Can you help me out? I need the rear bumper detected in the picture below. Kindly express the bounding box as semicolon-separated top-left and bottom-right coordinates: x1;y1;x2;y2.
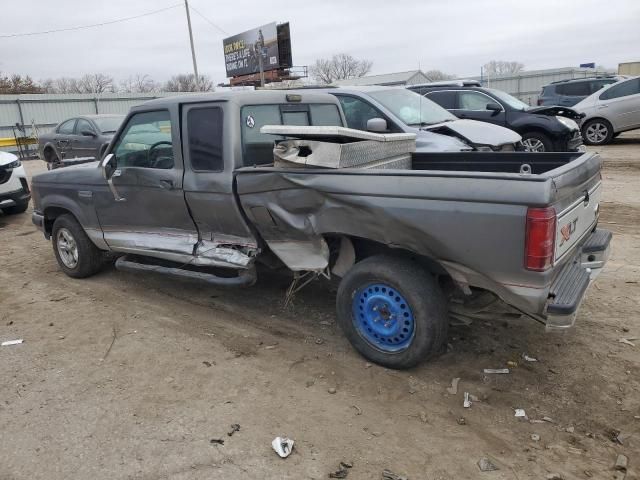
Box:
544;228;611;331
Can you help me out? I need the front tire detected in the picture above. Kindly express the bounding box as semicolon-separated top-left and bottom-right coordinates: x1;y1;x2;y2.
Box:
51;214;105;278
1;201;29;215
521;132;553;152
336;255;448;369
582;119;613;145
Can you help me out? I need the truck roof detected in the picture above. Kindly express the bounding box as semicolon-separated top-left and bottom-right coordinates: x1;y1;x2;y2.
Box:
137;90;342;110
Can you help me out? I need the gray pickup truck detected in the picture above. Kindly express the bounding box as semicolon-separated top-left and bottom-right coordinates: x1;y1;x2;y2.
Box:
31;90;611;369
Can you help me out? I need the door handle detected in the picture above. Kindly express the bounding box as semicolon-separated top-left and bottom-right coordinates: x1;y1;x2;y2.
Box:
159;179;174;190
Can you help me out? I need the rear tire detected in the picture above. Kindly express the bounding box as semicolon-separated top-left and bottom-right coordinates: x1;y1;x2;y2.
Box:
336;255;448;369
1;201;29;215
51;214;105;278
582;119;613;145
521;132;553;152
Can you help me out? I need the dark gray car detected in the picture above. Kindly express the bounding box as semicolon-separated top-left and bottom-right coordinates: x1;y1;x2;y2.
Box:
537;76;623;107
38;114;124;169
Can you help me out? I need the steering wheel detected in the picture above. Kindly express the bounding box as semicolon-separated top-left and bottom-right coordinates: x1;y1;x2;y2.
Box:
147;141;172;168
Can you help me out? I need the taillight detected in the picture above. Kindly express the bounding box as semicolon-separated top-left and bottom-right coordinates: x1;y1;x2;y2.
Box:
525;207;556;271
537;98;543;106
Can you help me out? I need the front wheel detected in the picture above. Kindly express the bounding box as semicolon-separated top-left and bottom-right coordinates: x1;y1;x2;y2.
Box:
582;119;613;145
52;214;105;278
521;132;552;152
336;255;448;369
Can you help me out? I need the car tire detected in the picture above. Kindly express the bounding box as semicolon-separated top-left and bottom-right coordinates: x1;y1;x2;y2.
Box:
521;132;553;152
1;201;29;215
582;119;613;146
51;214;105;278
336;254;448;369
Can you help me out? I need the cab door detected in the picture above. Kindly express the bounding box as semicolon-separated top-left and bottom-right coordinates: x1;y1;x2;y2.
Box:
95;108;199;259
454;90;507;126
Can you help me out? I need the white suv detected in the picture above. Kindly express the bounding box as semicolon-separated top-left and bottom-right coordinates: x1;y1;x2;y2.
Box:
0;152;31;215
574;76;640;145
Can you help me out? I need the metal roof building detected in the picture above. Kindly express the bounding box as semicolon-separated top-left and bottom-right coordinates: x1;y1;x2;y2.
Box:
333;70;430;87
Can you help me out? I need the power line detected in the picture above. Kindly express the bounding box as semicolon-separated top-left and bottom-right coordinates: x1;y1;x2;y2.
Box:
0;4;181;38
189;4;228;35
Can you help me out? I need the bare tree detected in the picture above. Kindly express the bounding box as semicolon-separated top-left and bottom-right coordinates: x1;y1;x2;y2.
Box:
310;53;373;84
0;73;42;94
483;60;524;77
164;73;213;92
120;74;158;93
78;73;115;94
40;77;81;94
423;69;456;82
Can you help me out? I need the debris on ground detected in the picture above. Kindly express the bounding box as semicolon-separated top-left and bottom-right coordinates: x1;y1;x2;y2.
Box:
546;474;563;480
272;436;294;458
365;363;372;368
1;339;24;346
565;426;575;433
618;338;636;347
542;416;555;423
381;468;408;480
609;429;624;445
514;409;527;419
522;354;538;362
446;377;460;395
202;361;213;367
209;438;224;445
463;392;472;408
315;338;324;345
419;411;427;423
328;387;337;394
329;461;353;478
506;360;518;368
531;434;540;442
352;405;362;416
477;458;499;471
227;423;240;437
456;417;466;425
484;368;509;374
615;453;628;472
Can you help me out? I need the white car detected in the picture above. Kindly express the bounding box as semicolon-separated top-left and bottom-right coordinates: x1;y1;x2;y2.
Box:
574;76;640;145
0;151;31;215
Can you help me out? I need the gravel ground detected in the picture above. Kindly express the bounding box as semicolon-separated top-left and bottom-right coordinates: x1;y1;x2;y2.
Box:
1;134;638;480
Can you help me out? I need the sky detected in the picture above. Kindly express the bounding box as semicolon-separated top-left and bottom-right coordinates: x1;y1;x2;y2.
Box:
1;0;639;86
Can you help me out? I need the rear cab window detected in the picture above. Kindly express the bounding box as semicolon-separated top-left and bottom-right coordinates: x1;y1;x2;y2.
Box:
240;103;342;166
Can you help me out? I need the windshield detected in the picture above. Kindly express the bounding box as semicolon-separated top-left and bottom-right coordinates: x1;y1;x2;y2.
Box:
368;88;457;126
94;116;124;133
485;88;530;111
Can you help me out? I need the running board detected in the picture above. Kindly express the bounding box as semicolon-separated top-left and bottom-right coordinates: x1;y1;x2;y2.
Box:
115;255;257;287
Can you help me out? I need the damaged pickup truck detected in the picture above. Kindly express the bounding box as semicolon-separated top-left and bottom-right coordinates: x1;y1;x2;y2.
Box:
31;90;611;369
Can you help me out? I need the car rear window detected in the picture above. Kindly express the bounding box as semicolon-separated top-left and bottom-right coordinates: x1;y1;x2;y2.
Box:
556;82;591;96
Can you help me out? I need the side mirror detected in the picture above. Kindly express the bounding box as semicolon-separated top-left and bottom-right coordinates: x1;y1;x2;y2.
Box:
101;153;116;180
486;102;502;115
366;117;388;132
81;130;96;137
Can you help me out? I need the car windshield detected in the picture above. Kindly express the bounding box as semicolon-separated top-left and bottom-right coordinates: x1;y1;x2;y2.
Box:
485;88;530;111
94;116;124;133
367;88;457;126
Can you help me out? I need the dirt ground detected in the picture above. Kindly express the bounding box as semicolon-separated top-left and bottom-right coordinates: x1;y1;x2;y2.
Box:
1;134;638;480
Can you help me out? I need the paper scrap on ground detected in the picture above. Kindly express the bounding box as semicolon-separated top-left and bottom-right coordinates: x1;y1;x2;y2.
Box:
514;408;527;418
484;368;509;374
272;437;294;458
1;339;24;346
447;377;460;395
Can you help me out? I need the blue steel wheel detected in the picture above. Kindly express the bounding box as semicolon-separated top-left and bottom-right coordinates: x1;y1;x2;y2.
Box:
337;255;448;369
352;283;415;352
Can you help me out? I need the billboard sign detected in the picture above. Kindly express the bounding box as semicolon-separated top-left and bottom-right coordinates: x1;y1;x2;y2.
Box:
223;23;280;77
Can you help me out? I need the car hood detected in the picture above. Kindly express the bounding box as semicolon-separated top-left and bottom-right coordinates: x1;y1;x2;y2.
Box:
423;119;521;147
527;105;585;120
414;129;474;152
0;151;19;166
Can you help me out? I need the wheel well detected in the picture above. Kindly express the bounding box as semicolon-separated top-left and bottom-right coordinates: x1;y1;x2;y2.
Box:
517;126;551;139
43;207;73;235
326;234;451;279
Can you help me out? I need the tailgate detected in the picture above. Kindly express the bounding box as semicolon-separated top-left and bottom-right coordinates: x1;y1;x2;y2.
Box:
555;182;601;261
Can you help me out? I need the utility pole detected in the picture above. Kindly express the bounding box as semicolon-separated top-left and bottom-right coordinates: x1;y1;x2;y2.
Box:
184;0;200;91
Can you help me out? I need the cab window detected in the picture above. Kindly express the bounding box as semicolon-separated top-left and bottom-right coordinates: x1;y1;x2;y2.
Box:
112;110;173;169
58;119;76;134
187;107;223;171
337;95;384;130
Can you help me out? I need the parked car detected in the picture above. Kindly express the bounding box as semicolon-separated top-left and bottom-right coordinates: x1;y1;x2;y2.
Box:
408;84;584;152
573;76;640;145
309;86;522;152
538;76;624;107
38;114;124;169
0;151;30;215
31;90;610;369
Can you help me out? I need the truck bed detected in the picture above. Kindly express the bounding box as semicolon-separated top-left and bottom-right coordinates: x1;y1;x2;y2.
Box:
235;150;602;316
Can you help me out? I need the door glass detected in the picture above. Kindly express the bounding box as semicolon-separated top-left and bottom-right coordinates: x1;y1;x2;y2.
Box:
58;119;76;134
459;91;493;110
75;118;94;135
600;79;640;100
113;111;173;169
337;96;383;130
425;91;456;109
187;107;223;171
556;82;590;96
